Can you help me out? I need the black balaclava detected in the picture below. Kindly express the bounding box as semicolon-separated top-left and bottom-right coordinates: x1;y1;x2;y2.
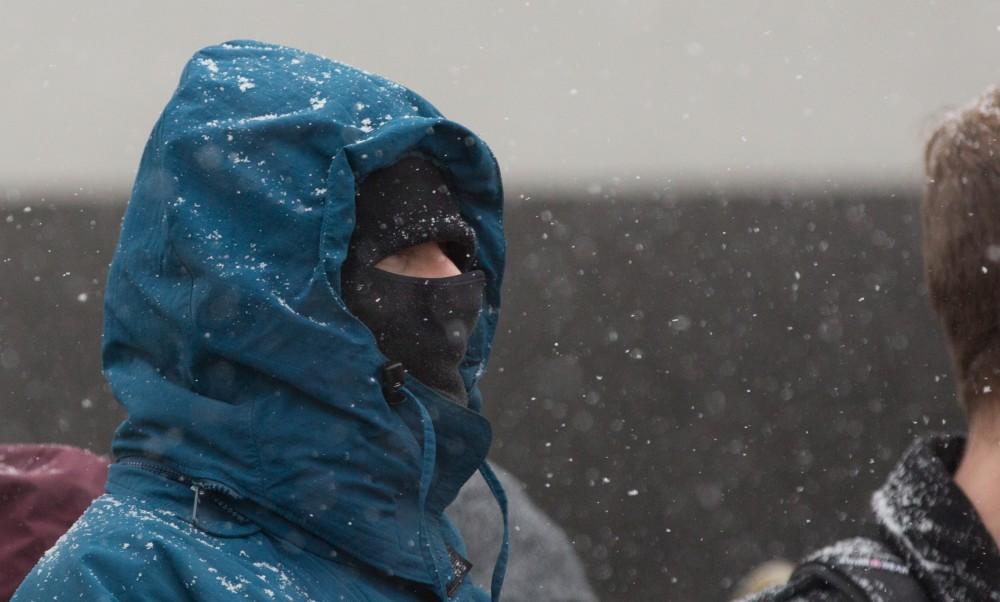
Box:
342;156;485;403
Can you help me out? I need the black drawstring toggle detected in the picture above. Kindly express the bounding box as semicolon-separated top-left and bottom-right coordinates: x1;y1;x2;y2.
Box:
381;361;406;405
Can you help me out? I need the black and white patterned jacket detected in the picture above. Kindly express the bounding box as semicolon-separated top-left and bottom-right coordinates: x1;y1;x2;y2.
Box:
743;435;1000;602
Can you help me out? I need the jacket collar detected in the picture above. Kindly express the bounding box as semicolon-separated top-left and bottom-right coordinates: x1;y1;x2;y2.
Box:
871;434;1000;601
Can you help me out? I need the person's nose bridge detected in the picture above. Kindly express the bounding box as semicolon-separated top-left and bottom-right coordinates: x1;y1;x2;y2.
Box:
400;241;462;278
424;241;458;265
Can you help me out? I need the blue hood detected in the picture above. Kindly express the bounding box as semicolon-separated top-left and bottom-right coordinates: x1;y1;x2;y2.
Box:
103;40;505;595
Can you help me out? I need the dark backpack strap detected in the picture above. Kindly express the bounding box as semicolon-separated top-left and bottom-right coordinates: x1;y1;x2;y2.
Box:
777;537;929;602
757;560;861;601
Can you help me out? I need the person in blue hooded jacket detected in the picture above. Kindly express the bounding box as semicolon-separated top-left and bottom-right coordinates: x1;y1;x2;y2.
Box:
14;40;515;601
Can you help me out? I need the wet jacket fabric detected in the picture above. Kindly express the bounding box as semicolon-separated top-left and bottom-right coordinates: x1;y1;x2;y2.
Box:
0;444;107;600
14;39;508;602
744;435;1000;601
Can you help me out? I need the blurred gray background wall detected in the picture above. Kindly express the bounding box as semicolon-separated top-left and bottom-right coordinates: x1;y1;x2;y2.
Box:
4;3;1000;601
4;1;1000;194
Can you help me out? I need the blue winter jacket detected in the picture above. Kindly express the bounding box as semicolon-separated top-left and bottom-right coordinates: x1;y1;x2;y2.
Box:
14;40;508;601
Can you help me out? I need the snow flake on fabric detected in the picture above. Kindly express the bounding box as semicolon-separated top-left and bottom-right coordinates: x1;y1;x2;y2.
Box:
871;435;1000;601
24;494;322;601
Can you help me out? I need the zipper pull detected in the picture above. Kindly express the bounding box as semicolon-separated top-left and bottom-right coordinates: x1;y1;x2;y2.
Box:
190;484;203;523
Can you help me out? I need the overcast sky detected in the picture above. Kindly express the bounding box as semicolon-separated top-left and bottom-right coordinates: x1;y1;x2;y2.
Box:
4;1;1000;196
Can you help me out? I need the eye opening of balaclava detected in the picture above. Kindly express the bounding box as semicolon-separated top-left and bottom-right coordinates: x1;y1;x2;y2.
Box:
341;155;486;404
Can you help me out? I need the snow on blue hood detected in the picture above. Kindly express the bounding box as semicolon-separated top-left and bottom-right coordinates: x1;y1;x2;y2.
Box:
102;40;505;594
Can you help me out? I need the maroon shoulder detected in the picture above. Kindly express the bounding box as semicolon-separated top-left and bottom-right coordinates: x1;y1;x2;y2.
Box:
0;443;109;599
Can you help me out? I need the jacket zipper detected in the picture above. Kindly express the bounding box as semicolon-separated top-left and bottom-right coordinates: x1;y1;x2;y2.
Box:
117;457;248;524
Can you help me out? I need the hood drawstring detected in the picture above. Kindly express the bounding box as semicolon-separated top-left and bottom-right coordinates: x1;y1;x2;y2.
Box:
411;393;508;602
477;461;510;602
411;395;442;595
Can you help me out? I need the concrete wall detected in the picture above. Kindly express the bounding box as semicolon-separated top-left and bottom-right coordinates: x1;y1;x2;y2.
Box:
0;190;962;600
